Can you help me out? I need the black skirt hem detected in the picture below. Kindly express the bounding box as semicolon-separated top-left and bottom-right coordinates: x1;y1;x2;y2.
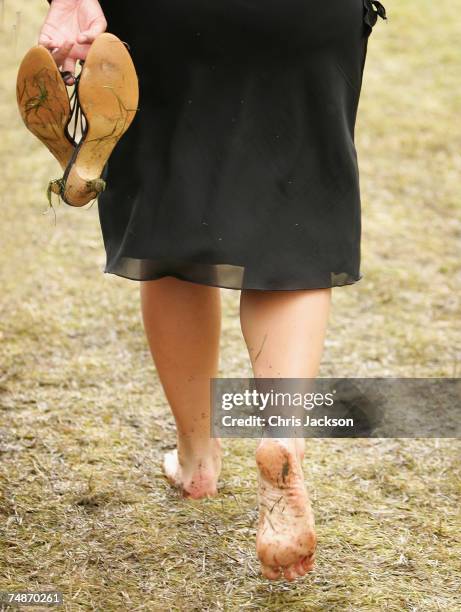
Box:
103;257;363;291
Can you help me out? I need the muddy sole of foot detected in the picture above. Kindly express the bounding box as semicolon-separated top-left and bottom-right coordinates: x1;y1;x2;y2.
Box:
16;45;74;171
63;33;139;207
256;439;317;580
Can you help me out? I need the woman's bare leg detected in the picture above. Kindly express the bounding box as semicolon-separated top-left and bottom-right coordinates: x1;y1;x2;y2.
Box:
240;288;332;580
140;277;222;498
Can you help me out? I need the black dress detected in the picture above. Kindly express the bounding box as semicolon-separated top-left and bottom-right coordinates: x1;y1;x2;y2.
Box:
97;0;386;290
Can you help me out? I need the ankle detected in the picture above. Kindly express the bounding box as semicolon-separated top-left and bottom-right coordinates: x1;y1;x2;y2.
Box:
257;437;304;463
177;436;221;461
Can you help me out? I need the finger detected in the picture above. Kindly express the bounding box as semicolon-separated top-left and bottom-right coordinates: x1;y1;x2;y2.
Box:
67;43;91;61
77;17;107;45
51;40;74;68
61;57;76;85
38;33;54;49
39;36;65;52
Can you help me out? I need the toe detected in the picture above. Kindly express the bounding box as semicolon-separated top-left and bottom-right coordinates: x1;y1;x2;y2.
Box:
295;559;308;576
261;564;281;580
283;566;298;581
302;554;315;572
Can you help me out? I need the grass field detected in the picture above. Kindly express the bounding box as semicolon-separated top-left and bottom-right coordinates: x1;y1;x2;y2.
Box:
0;1;460;610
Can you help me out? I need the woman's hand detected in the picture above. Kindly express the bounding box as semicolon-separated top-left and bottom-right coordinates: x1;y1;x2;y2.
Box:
39;0;107;85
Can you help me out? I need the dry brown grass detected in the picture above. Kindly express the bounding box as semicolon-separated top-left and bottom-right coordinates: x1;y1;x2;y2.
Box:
1;2;460;611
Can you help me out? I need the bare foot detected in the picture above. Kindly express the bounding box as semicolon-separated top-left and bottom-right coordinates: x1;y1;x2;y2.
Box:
163;439;222;499
256;438;316;581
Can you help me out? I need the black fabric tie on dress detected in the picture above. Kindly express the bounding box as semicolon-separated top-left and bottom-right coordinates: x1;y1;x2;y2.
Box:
363;0;387;31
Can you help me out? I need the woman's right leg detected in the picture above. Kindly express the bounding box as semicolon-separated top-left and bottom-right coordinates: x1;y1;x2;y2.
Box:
240;287;332;581
140;277;222;498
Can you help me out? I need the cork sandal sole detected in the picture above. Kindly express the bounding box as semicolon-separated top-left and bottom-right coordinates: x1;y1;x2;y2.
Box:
16;45;74;171
62;33;139;207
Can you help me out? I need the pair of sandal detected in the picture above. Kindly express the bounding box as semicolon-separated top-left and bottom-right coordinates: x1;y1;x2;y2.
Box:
16;33;138;207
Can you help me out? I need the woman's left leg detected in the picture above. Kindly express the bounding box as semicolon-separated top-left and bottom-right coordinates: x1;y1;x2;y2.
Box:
240;287;332;580
140;277;222;498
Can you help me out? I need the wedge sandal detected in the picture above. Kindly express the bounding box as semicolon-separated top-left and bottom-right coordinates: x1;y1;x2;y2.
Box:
61;33;139;207
16;45;75;171
16;33;139;208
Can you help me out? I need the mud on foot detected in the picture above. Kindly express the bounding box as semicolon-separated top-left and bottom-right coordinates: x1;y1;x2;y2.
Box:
163;439;222;500
256;438;316;581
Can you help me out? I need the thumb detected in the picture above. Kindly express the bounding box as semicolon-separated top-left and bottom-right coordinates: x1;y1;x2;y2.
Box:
77;17;107;45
